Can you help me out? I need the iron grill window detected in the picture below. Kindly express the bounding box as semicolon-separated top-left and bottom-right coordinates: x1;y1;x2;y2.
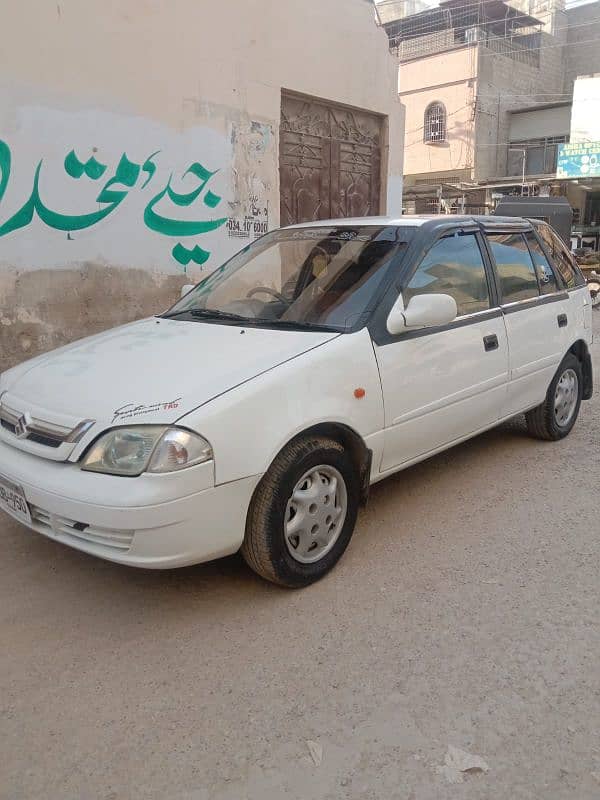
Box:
508;136;568;177
424;102;447;143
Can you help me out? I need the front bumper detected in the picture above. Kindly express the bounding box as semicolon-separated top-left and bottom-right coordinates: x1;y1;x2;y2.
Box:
0;440;260;568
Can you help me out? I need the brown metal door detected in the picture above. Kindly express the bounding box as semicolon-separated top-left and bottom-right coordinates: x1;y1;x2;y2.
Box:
280;93;382;227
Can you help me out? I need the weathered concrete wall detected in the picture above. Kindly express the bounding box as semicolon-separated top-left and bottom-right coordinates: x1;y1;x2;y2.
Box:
0;265;184;369
475;8;568;182
0;0;404;371
564;3;600;94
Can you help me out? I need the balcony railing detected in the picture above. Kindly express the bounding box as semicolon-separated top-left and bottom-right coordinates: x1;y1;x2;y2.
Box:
391;27;541;68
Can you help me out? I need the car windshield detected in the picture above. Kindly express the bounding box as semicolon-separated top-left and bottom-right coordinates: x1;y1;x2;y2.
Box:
164;225;412;332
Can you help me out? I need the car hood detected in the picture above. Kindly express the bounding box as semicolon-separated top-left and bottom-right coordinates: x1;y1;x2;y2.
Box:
1;317;338;428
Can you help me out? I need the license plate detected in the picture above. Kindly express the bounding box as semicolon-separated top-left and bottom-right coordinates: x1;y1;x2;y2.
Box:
0;475;32;524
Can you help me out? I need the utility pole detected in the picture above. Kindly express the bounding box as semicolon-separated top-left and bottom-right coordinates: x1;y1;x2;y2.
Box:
509;148;527;194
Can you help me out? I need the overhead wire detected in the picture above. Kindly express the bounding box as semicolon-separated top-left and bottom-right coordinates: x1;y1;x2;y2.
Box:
403;89;599;142
385;0;596;24
392;11;599;40
395;3;599;153
387;5;600;46
480;34;600;56
394;31;600;65
404;134;594;149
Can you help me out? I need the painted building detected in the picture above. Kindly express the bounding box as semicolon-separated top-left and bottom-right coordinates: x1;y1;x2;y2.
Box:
0;0;404;370
380;0;600;217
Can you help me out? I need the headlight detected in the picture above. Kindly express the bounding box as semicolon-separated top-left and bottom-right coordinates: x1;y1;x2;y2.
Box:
81;426;213;476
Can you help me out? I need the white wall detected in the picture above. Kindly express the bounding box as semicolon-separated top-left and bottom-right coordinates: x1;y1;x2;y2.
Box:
0;0;403;281
0;0;404;368
570;74;600;143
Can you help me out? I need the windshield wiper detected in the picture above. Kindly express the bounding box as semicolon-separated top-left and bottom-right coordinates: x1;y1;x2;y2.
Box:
190;308;250;323
162;309;339;332
162;308;249;323
251;318;340;333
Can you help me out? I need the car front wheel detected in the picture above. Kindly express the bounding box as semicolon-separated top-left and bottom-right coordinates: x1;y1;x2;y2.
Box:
241;436;359;587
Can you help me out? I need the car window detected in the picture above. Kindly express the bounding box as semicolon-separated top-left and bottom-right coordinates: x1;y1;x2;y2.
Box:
525;231;558;295
535;223;585;289
488;233;539;303
403;232;490;317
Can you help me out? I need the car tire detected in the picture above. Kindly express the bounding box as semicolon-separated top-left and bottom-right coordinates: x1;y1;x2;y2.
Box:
241;436;359;588
525;353;583;441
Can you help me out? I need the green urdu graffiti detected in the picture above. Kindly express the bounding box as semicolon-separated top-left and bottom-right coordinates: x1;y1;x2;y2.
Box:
0;139;227;270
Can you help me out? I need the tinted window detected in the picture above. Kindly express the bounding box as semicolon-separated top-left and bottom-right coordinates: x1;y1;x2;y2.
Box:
526;231;558;294
488;233;539;303
403;233;490;316
535;222;584;290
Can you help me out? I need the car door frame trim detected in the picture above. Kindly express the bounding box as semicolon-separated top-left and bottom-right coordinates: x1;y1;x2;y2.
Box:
379;307;504;345
501;291;568;315
371;290;568;347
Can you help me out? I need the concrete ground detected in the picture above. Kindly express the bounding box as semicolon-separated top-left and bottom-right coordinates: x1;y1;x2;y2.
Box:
1;338;599;800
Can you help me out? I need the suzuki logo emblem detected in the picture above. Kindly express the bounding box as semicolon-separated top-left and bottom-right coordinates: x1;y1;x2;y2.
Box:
14;412;32;439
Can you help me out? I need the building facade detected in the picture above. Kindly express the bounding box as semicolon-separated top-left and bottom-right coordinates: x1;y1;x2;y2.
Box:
382;0;600;221
566;72;600;250
0;0;404;370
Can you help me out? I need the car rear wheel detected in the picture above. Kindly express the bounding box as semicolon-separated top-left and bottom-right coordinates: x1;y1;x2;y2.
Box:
525;353;583;441
241;436;359;587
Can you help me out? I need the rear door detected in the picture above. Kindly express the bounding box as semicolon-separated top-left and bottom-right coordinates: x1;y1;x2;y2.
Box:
484;227;569;417
534;221;592;342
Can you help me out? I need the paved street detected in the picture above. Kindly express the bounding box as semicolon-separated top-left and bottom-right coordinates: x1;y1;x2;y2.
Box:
2;334;599;800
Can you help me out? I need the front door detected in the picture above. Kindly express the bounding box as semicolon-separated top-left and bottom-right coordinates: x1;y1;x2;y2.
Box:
375;230;509;473
279;93;382;226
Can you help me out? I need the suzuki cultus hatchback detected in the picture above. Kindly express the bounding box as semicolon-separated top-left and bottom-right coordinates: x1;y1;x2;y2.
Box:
0;216;593;586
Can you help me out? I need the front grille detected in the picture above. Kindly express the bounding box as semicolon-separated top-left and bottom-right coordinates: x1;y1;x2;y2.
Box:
1;418;62;448
0;400;94;450
26;432;64;448
30;505;135;552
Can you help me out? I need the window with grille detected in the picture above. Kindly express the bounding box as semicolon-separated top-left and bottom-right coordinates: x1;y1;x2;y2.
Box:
424;102;447;143
507;136;568;177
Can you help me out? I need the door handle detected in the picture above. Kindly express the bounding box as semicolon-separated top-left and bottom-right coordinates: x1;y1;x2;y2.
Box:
483;334;499;352
557;313;568;328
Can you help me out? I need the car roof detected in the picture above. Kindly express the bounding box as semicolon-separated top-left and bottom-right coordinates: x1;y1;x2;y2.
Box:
284;214;533;229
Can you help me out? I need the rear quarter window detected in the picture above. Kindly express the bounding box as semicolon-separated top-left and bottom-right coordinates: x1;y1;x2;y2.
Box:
525;231;559;295
534;222;586;290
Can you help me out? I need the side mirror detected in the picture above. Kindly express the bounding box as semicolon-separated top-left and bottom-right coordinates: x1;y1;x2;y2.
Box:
180;284;195;298
387;292;458;335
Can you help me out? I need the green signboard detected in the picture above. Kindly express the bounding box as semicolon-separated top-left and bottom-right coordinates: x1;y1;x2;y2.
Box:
556;142;600;179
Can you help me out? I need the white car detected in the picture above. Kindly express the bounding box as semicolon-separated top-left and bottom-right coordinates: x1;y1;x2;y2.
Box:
0;216;593;586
